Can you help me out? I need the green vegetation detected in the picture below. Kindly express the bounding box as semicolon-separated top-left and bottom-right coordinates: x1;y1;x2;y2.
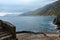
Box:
20;0;60;16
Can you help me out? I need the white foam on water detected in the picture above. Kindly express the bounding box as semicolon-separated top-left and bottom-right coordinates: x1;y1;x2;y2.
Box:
50;21;57;29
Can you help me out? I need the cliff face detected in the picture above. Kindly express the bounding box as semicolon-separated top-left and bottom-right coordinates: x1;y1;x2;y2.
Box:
20;0;60;16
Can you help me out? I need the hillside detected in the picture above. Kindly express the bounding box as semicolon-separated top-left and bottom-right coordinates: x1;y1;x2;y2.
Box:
20;0;60;16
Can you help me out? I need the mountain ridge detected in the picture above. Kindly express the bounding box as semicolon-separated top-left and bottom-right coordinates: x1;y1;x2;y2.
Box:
20;0;60;16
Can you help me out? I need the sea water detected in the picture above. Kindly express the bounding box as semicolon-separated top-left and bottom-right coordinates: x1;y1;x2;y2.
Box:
0;16;57;33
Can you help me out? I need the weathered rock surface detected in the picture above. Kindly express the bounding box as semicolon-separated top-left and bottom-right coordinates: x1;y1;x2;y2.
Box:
0;20;16;40
17;33;60;40
53;14;60;30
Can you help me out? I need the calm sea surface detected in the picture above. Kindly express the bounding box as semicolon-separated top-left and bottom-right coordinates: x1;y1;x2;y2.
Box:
0;16;57;33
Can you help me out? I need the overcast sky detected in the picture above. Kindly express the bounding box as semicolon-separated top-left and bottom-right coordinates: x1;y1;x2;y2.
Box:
0;0;58;7
0;0;58;11
0;0;57;5
0;0;58;16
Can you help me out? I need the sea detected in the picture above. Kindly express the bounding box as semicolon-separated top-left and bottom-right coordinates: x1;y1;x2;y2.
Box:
0;16;57;33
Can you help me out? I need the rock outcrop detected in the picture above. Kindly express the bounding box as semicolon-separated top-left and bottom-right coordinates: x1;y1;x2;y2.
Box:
0;20;16;40
53;14;60;30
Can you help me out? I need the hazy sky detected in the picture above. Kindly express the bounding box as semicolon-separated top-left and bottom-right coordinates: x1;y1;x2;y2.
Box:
0;0;57;5
0;0;58;16
0;0;58;11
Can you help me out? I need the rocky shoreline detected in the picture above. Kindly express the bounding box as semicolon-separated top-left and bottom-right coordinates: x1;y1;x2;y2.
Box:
16;31;60;40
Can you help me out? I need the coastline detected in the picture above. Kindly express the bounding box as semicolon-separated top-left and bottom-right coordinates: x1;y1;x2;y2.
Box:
16;31;60;40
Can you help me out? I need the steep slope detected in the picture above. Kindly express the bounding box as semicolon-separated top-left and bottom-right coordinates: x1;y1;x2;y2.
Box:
20;8;43;16
40;0;60;16
20;0;60;16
